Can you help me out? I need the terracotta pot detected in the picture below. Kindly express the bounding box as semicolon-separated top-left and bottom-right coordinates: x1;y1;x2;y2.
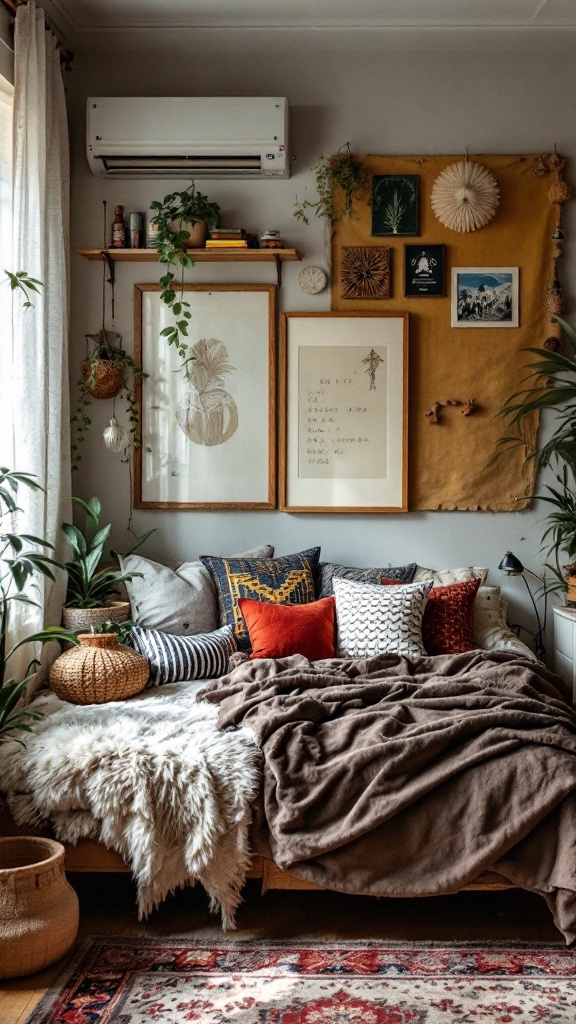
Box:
565;575;576;606
81;358;125;399
170;217;207;249
50;631;149;705
62;600;131;633
0;836;79;979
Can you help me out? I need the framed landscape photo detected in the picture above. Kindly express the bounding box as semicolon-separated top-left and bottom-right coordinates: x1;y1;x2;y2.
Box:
371;174;418;236
451;267;519;327
404;244;445;297
134;283;277;509
280;312;409;513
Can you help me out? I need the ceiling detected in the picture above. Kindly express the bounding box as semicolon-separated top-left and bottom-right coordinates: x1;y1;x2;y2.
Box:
42;0;576;51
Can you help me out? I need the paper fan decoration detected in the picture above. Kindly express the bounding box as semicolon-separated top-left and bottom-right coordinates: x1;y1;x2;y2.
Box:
431;160;499;232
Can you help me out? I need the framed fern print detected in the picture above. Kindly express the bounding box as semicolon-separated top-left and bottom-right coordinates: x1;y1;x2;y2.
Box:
134;284;277;509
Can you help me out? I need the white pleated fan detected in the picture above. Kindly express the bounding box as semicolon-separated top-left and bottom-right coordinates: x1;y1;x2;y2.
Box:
431;160;499;232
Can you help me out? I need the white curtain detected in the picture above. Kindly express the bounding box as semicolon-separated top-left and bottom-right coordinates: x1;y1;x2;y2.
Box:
4;0;71;681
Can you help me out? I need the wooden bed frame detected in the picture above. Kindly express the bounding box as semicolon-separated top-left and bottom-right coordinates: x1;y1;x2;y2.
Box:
0;806;514;894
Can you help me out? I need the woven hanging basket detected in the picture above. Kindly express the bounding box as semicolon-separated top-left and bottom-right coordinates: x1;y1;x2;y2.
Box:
61;600;131;633
50;631;149;705
81;358;125;399
0;836;79;979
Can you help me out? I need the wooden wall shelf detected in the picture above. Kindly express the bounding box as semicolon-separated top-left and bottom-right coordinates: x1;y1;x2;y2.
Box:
78;247;301;286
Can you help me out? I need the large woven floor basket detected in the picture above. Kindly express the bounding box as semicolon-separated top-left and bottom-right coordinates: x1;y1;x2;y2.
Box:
50;631;149;704
0;836;79;978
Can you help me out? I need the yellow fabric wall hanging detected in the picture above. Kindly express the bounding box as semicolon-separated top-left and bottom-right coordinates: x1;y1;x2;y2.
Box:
330;154;559;511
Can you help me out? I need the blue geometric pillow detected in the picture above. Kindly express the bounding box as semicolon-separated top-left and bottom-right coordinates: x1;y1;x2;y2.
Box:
200;547;321;651
131;624;236;687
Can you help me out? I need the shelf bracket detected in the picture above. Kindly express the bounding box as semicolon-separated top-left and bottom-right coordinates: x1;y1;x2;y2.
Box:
102;250;115;288
274;253;282;288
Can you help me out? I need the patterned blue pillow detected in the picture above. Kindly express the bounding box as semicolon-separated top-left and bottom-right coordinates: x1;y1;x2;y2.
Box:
200;547;321;651
131;625;236;687
317;561;417;599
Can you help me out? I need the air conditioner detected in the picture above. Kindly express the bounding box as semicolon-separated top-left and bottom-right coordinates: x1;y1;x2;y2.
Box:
86;97;289;179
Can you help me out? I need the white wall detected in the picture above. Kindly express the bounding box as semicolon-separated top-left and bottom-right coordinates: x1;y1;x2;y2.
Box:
66;38;575;647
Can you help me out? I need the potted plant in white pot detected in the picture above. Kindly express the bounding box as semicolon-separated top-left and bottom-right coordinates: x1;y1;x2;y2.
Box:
149;183;222;358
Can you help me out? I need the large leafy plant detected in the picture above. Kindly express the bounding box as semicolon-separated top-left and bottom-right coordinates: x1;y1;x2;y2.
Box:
62;496;142;609
499;315;576;592
0;469;78;742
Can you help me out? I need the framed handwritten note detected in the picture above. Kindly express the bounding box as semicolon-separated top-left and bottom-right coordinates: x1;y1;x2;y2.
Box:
280;313;408;512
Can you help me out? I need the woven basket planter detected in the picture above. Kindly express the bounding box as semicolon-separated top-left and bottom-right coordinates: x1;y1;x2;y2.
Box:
0;836;79;979
49;632;149;705
62;600;130;633
81;358;125;399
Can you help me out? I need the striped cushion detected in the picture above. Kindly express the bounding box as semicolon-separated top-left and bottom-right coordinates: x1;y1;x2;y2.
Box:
131;625;236;687
334;576;433;659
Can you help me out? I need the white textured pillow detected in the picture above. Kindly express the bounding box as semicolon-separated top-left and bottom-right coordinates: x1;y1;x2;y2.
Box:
414;564;489;587
334;577;433;659
120;544;273;636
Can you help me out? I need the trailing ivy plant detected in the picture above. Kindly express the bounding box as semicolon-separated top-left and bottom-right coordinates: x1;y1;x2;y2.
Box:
149;184;222;358
71;333;148;470
294;143;369;225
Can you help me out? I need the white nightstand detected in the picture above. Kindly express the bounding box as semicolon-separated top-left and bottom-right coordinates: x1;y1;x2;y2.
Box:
553;606;576;702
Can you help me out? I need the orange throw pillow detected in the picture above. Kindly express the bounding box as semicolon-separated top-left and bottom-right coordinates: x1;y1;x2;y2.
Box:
422;578;481;655
239;596;336;661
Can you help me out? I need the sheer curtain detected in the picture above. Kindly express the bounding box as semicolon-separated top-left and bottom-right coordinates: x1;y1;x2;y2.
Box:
4;0;71;680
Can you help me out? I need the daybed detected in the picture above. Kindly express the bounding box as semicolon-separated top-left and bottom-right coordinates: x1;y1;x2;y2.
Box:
3;549;576;943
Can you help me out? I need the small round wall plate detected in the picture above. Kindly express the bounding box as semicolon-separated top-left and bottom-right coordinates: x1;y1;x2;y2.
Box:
298;265;328;294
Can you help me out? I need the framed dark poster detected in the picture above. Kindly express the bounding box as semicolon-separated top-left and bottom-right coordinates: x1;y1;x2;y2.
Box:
371;175;418;236
404;244;445;297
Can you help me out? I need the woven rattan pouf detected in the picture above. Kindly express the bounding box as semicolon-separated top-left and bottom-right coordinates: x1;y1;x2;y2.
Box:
0;836;79;978
49;632;149;704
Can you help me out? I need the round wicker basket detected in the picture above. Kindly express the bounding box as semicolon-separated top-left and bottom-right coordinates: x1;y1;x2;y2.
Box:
0;836;79;979
50;632;149;705
81;358;125;399
62;600;130;633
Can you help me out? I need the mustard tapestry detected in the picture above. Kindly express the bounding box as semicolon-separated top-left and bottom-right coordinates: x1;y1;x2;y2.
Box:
330;154;560;511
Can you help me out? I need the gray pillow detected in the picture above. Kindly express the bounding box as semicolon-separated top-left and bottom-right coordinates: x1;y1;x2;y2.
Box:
119;544;273;636
317;561;416;599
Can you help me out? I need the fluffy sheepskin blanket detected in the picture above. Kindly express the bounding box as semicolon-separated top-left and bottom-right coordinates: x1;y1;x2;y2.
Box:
0;682;261;927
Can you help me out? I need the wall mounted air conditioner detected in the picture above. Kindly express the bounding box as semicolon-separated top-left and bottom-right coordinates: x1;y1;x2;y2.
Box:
86;96;289;179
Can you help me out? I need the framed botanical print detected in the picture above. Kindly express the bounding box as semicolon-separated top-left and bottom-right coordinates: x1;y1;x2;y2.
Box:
280;312;409;513
134;284;277;509
371;174;419;236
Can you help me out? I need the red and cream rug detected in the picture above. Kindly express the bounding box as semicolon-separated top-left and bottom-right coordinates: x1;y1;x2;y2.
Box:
30;939;576;1023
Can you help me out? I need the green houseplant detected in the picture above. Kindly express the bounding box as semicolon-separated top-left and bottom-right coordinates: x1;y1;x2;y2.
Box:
0;469;79;743
60;496;141;631
149;183;222;358
499;315;576;597
294;143;369;225
71;329;148;470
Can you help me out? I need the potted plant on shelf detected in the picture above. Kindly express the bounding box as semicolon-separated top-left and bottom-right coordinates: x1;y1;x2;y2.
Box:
293;143;369;225
71;328;147;470
499;315;576;599
149;183;222;358
60;495;140;632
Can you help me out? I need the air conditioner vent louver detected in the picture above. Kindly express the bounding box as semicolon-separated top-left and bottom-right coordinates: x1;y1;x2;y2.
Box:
87;97;289;179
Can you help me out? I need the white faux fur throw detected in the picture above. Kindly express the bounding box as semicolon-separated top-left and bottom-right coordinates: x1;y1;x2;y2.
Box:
0;682;261;927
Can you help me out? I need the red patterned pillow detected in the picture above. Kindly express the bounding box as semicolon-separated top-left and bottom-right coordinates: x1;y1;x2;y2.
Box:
239;596;336;661
422;578;481;655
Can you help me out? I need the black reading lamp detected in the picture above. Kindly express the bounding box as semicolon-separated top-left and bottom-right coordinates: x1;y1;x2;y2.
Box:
498;551;547;660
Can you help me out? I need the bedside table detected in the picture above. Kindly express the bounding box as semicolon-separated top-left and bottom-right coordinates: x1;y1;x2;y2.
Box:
553;606;576;702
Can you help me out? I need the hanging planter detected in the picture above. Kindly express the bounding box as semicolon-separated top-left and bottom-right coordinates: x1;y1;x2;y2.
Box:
81;332;126;399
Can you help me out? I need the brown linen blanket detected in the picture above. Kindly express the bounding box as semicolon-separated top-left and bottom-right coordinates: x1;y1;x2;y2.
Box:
200;650;576;943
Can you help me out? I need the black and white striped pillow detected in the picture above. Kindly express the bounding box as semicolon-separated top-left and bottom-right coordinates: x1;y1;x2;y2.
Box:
131;624;236;686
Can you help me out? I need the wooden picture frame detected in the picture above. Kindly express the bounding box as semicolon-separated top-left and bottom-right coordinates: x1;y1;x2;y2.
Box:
451;267;519;327
134;283;277;509
280;312;409;513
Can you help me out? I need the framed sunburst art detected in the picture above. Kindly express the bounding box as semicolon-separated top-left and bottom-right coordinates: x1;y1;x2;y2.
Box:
133;284;277;509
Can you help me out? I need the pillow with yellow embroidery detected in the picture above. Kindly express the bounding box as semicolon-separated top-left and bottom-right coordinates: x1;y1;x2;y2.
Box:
199;548;320;651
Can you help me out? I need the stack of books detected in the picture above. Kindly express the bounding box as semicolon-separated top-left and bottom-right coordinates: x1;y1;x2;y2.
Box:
206;228;248;249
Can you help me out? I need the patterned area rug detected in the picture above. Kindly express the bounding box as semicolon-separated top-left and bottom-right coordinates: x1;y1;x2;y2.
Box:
30;938;576;1023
